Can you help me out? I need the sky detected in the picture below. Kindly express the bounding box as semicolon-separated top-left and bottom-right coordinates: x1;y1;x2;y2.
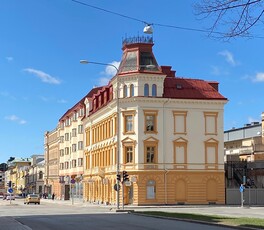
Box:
1;0;264;163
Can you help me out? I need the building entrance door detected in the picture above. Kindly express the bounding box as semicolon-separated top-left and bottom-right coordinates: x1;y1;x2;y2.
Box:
64;185;70;200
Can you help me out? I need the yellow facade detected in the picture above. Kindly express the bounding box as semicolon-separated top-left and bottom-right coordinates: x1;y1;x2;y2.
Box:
7;160;30;195
83;169;225;205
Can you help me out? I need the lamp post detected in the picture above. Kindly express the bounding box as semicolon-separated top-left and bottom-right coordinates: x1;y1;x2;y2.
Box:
80;60;120;209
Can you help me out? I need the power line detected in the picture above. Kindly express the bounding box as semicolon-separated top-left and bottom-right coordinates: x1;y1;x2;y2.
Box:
71;0;264;39
72;0;147;24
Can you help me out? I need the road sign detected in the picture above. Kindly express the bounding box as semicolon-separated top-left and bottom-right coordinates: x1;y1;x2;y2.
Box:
114;183;120;191
8;188;13;194
239;185;244;193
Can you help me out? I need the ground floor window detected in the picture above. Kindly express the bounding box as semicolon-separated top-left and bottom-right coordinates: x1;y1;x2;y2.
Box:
146;180;156;199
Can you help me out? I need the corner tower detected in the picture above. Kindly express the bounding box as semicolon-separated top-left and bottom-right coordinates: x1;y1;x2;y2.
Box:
111;36;166;98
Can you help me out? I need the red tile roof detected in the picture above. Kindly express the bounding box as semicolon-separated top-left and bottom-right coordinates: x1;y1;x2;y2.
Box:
163;77;227;100
59;86;103;122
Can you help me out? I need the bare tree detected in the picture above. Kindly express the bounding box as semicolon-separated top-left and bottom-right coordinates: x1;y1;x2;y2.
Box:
194;0;264;39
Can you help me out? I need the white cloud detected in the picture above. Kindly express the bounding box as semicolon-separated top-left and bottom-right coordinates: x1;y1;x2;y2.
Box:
5;115;27;125
6;57;14;62
23;68;61;84
99;77;110;86
104;61;120;76
98;61;120;86
252;72;264;82
218;50;237;66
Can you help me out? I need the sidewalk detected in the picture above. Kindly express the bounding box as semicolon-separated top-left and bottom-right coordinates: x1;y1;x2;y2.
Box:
41;198;264;219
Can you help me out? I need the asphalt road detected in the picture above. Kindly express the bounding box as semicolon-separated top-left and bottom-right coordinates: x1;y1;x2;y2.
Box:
0;197;240;230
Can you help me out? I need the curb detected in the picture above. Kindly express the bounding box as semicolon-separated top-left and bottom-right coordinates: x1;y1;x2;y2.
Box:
131;212;261;230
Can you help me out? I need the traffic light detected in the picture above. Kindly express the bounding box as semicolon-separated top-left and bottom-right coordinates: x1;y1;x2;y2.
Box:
8;181;12;188
117;173;121;182
123;171;129;182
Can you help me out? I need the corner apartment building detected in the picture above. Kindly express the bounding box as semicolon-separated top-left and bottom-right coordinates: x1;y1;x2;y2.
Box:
81;37;228;205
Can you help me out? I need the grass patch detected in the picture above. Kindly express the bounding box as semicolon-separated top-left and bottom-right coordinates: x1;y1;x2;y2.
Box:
136;211;264;229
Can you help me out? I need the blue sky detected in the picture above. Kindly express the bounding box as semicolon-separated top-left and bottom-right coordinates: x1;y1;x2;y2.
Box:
1;0;264;163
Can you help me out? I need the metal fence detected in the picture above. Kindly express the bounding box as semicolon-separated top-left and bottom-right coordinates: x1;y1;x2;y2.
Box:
226;188;264;205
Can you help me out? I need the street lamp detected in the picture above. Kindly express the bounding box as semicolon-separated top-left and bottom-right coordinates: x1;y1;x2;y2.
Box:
143;24;154;34
80;60;119;73
80;60;121;210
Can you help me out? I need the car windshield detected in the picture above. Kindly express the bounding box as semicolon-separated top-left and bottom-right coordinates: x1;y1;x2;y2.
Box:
29;194;38;198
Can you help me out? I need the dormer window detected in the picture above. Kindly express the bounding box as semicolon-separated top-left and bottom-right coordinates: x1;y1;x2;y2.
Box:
176;84;183;89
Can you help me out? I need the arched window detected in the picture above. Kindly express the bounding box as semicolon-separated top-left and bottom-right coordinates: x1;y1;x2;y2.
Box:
147;180;156;199
123;85;127;98
152;84;157;96
144;84;149;96
130;84;134;97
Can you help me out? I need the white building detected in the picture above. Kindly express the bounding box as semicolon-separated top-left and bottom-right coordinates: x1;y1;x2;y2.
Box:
82;37;228;205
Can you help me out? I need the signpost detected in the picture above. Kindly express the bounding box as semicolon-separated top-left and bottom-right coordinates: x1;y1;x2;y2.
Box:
71;179;75;205
7;187;14;205
240;184;244;207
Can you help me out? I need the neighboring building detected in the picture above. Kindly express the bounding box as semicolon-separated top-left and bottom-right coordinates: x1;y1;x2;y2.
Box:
0;171;5;195
0;163;7;172
25;155;45;195
6;157;31;195
81;37;228;205
56;95;94;200
44;128;60;198
224;113;264;188
0;163;7;194
224;121;262;162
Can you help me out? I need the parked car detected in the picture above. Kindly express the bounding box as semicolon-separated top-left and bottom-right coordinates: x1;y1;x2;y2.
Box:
24;194;40;205
6;194;15;200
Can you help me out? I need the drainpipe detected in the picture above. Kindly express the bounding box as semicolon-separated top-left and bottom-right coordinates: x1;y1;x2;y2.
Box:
163;99;169;204
164;169;169;204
